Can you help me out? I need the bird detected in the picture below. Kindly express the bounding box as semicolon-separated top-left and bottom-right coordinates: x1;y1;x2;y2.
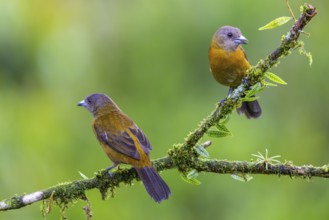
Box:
208;25;262;118
78;93;171;203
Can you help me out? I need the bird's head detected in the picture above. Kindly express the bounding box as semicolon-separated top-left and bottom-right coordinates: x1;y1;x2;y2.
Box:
213;26;248;51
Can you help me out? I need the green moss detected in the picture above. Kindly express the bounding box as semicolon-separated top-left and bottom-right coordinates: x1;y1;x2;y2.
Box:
321;165;329;173
52;182;87;206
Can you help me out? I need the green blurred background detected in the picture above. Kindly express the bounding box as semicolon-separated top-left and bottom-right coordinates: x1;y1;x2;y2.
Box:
0;0;328;219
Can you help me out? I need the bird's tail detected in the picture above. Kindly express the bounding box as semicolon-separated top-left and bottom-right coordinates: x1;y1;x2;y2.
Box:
135;166;171;203
237;99;262;119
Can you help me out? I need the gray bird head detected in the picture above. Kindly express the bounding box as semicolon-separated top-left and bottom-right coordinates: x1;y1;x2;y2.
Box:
214;26;248;51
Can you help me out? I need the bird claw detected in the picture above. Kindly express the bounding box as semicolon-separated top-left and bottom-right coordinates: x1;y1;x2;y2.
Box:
220;87;234;105
220;98;226;106
106;164;118;177
242;77;250;87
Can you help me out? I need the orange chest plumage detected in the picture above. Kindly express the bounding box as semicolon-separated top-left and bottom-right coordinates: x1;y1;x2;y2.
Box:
209;46;250;87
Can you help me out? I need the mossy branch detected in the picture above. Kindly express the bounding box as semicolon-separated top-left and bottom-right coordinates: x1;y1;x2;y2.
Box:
0;3;319;213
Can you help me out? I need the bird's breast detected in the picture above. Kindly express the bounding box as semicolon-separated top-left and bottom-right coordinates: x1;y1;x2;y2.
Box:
209;47;250;87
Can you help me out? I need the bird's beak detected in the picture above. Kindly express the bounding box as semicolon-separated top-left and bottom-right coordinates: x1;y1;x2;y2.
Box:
234;35;248;45
77;100;86;107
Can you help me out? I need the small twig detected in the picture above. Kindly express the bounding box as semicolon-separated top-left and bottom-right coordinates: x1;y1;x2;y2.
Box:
286;0;297;21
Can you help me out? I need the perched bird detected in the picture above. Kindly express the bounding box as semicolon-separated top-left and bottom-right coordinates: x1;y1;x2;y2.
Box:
208;25;262;118
78;93;171;203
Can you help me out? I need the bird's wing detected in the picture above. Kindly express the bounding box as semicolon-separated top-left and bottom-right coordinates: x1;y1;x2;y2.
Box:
128;127;152;155
94;125;152;160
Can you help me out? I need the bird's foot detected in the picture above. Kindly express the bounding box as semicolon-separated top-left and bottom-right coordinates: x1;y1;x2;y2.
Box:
220;98;227;106
242;77;250;87
106;164;118;177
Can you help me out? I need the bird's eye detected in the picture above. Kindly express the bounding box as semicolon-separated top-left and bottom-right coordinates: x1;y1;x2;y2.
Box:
227;32;233;38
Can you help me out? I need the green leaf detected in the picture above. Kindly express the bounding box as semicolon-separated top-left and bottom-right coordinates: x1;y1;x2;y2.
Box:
231;173;253;182
215;123;230;133
186;169;199;179
194;145;210;158
240;96;259;102
180;173;201;185
264;81;278;87
258;16;292;30
78;171;89;180
265;72;287;85
219;115;230;125
245;82;262;98
206;130;232;138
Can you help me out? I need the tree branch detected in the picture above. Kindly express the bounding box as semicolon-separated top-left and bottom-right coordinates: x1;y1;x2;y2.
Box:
0;3;319;212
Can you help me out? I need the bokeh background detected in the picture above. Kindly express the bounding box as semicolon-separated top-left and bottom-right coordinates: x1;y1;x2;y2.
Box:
0;0;328;219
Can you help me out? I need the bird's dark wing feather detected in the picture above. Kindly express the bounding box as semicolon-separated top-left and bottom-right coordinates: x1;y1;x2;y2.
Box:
129;127;152;155
94;125;141;160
